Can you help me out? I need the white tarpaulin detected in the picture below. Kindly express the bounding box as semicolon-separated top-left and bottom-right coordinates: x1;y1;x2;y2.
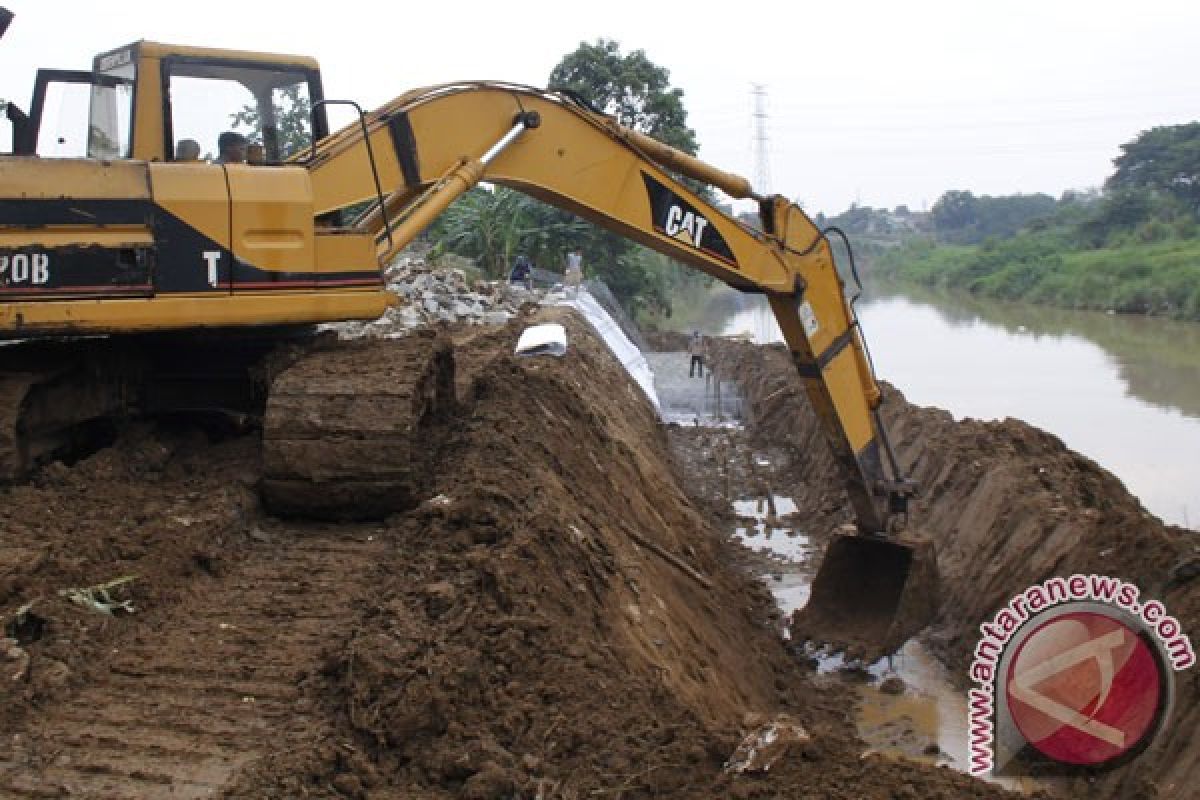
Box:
553;290;662;414
514;323;568;357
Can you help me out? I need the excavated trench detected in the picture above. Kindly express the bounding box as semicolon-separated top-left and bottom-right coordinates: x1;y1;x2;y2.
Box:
0;304;1193;798
701;335;1199;800
647;344;1046;793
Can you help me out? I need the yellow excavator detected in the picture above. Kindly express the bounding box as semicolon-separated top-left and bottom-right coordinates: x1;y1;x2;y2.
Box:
0;9;934;660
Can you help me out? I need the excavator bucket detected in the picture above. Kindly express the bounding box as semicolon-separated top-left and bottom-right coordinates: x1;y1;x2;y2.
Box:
791;531;938;663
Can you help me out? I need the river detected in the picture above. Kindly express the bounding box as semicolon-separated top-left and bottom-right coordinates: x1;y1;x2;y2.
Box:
673;285;1200;530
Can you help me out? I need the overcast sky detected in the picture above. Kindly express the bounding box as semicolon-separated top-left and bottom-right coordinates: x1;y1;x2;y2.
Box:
2;0;1197;216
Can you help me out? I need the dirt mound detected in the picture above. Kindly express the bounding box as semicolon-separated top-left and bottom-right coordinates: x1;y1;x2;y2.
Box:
641;329;691;351
709;338;1199;799
224;311;1019;799
1;311;1024;799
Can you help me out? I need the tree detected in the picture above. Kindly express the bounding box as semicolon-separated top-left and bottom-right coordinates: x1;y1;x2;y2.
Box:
429;40;705;315
549;39;697;154
428;186;589;278
972;194;1057;239
429;188;529;277
231;84;313;160
1075;188;1162;247
928;190;1056;243
931;190;979;233
1108;122;1200;212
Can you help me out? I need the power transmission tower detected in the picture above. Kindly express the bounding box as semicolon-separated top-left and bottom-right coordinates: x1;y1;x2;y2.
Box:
751;84;772;196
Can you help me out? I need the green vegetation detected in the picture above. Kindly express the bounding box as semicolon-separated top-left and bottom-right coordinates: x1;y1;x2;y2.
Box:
548;39;697;154
428;187;589;279
428;39;711;319
232;84;313;159
876;234;1200;318
873;122;1200;320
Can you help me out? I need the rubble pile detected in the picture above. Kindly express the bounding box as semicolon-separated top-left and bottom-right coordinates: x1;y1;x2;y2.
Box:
326;257;543;338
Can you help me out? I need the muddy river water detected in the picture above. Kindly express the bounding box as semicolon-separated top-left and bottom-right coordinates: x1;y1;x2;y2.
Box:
731;491;1047;790
683;286;1200;529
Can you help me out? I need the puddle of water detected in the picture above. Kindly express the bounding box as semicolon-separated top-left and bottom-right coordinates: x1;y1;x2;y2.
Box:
733;496;811;562
735;529;811;562
852;641;966;767
853;656;1052;793
733;493;1049;794
733;496;799;519
732;494;812;621
765;573;810;615
661;411;742;428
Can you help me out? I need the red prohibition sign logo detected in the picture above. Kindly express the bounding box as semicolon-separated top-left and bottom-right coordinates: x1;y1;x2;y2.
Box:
1005;610;1168;766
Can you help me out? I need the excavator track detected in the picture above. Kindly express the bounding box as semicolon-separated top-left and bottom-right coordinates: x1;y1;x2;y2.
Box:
0;372;41;480
0;333;303;484
261;332;455;519
0;341;136;481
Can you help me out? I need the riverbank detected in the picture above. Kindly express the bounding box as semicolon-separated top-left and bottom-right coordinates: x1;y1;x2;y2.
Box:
872;234;1200;321
701;335;1199;799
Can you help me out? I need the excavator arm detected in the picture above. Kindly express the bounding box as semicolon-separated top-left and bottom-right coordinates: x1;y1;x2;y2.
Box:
295;83;937;659
307;83;901;537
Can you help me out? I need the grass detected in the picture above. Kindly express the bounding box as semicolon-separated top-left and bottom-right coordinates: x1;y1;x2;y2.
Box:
873;234;1200;321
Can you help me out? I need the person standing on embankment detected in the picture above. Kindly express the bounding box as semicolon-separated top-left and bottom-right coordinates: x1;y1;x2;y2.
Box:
688;331;706;378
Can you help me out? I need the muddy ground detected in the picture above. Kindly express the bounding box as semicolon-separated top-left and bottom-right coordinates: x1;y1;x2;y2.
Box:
702;336;1199;800
0;308;1032;799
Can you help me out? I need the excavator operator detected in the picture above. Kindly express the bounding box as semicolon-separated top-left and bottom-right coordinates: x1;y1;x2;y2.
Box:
215;131;248;164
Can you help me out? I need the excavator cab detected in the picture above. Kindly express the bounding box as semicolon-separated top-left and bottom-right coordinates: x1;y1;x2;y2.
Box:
0;33;389;332
5;39;328;163
0;20;389;478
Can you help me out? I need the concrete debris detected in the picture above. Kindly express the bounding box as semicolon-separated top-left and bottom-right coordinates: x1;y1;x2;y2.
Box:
420;494;454;511
325;256;539;339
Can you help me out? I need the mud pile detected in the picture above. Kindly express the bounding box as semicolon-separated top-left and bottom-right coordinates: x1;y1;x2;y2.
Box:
1;311;1019;799
225;310;1018;798
708;338;1199;799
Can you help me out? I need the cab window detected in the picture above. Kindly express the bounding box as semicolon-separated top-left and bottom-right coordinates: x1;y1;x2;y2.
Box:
30;65;134;159
165;60;316;163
